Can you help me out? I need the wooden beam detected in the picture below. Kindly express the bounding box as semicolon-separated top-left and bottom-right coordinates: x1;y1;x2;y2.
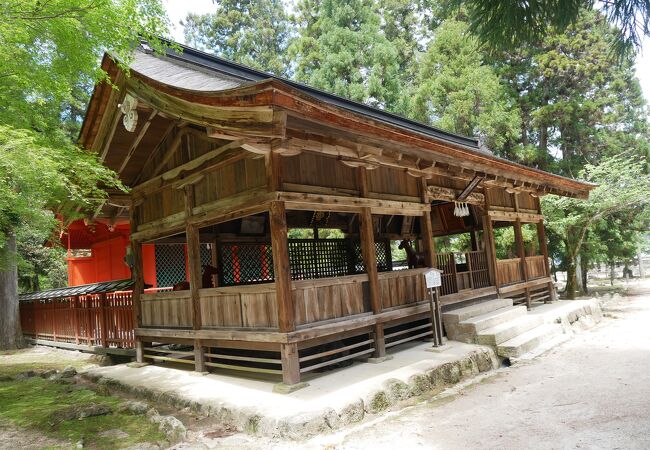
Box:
117;109;158;175
269;201;294;332
126;80;285;139
133;120;178;185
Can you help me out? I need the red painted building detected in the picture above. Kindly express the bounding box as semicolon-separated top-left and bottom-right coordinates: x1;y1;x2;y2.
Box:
63;219;209;290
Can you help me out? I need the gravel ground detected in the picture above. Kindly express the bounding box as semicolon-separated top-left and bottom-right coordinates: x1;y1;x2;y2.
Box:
300;280;650;450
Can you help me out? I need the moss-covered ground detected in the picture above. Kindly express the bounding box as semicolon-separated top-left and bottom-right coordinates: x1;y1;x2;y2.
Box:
0;347;166;449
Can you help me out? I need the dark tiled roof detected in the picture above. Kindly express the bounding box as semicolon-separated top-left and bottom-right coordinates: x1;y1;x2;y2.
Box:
20;279;134;301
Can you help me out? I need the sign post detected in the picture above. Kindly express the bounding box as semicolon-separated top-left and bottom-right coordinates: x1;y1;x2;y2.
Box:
424;269;444;347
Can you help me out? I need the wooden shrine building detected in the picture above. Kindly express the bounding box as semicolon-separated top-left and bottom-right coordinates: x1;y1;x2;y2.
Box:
22;41;595;387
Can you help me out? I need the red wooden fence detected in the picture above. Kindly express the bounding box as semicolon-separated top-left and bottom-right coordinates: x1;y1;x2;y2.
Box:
20;291;135;349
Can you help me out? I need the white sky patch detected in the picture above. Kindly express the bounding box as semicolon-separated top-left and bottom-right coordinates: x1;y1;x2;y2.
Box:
164;1;650;106
164;0;216;43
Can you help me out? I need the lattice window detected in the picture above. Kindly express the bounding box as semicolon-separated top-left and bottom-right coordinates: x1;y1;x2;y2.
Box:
288;239;351;280
217;238;394;286
200;243;212;267
155;244;186;288
352;240;392;273
218;242;274;286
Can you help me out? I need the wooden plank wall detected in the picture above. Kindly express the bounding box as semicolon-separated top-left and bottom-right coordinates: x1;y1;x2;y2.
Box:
282;152;358;193
141;291;192;328
200;285;278;328
194;158;266;207
292;274;369;326
496;258;524;286
377;269;428;309
486;187;515;209
367;166;419;198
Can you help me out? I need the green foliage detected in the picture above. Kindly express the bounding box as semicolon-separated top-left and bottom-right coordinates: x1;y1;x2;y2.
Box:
290;0;401;109
457;0;650;58
183;0;292;76
0;126;124;267
412;20;521;153
0;1;170;296
542;156;650;296
0;0;170;134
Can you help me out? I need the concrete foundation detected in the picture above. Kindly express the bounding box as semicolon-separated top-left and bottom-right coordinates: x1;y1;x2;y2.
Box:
81;300;602;440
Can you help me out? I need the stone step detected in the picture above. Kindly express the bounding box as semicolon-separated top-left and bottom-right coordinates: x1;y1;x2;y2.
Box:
476;314;545;346
442;298;513;325
458;305;527;334
497;324;562;358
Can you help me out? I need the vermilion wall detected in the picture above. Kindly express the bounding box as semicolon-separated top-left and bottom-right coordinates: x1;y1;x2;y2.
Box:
67;236;131;286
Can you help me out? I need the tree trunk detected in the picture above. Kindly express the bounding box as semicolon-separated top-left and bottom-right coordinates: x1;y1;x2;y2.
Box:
580;254;588;295
565;257;578;300
610;262;615;286
0;234;23;350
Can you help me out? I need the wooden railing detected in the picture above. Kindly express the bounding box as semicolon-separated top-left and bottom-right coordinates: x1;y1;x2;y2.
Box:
436;251;491;296
201;284;278;328
497;258;524;286
20;292;134;348
526;255;547;279
378;268;429;309
293;274;369;326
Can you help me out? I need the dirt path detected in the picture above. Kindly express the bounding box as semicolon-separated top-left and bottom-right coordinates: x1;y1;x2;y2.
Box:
296;281;650;449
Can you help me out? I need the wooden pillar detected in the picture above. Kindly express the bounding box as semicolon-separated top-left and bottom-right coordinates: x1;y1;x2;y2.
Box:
357;167;369;198
359;207;384;358
537;219;556;302
514;218;530;307
280;343;300;385
130;197;145;362
420;212;436;269
482;216;498;288
265;150;282;192
99;293;108;348
270;201;294;333
184;184;205;371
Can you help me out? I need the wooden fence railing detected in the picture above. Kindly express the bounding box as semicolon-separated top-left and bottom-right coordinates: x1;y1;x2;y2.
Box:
436;251;491;296
525;255;547;279
20;291;135;348
378;268;429;309
496;258;524;286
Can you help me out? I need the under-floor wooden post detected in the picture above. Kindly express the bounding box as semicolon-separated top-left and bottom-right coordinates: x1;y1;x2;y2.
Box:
359;207;384;357
280;343;300;385
194;339;206;372
135;339;145;363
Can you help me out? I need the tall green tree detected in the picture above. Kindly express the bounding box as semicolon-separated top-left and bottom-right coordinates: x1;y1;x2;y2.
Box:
289;0;401;109
182;0;292;77
457;0;650;57
412;20;521;155
0;0;169;349
542;156;650;299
